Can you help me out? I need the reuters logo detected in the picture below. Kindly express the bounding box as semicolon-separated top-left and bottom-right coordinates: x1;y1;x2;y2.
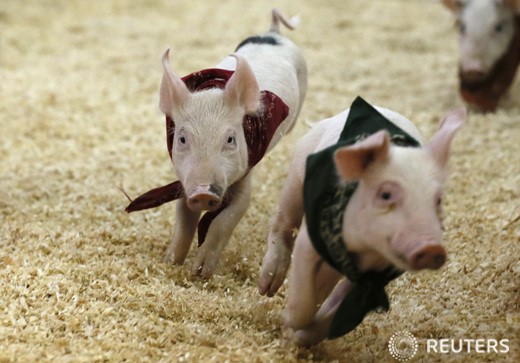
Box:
388;331;418;361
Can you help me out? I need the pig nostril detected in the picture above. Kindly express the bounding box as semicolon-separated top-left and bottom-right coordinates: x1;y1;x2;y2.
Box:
433;254;446;268
187;193;221;212
461;69;487;83
413;252;427;268
209;184;223;197
411;245;446;270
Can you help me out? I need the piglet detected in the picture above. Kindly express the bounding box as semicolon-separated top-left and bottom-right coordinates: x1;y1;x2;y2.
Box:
259;97;465;345
441;0;520;112
125;9;307;278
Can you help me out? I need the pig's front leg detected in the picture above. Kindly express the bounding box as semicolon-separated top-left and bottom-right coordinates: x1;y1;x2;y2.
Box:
294;278;352;346
258;168;304;297
283;226;342;330
163;198;201;265
191;174;252;278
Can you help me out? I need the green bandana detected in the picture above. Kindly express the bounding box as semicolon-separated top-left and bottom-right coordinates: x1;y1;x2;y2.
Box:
303;96;420;339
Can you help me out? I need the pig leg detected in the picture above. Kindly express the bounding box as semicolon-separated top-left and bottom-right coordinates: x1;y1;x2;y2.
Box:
283;226;342;330
191;174;252;278
294;278;352;346
163;198;201;265
259;153;305;296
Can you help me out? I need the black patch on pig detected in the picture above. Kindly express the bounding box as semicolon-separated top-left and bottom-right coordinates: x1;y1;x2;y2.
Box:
235;35;279;51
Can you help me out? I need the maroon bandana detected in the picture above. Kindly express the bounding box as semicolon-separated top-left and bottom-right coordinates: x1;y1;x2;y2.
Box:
460;16;520;112
125;68;289;246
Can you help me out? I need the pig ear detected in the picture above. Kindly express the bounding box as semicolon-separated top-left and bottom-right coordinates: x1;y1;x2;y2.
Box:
426;107;466;169
440;0;465;12
223;54;260;114
159;49;190;115
334;131;390;181
502;0;520;12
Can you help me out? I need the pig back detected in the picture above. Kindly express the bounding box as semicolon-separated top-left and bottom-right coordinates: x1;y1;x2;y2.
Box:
310;106;424;156
217;33;307;153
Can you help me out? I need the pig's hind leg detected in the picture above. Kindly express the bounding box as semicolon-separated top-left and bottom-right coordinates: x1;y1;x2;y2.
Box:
164;198;201;265
283;227;342;331
191;174;252;278
294;278;352;346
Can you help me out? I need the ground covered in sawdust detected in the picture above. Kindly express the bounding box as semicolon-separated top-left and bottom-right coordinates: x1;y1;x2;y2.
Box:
0;0;518;362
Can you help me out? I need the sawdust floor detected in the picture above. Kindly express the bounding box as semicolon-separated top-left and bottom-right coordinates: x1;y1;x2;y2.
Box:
0;0;518;362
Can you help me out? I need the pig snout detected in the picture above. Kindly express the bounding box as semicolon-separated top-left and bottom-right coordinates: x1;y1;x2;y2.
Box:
408;244;446;270
187;185;222;212
392;229;446;271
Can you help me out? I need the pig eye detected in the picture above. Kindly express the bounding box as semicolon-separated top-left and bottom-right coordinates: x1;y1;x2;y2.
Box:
377;186;397;202
224;131;237;151
456;20;466;35
381;191;392;201
494;22;505;33
374;182;402;211
176;129;189;151
435;190;443;208
436;195;443;215
435;195;444;223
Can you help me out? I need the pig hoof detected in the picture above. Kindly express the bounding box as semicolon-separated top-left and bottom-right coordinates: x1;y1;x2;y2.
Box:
191;264;203;276
294;329;323;347
192;249;220;278
162;254;174;264
258;264;288;297
191;262;216;278
258;272;286;297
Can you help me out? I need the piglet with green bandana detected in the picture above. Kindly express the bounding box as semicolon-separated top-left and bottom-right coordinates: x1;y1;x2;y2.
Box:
258;97;466;345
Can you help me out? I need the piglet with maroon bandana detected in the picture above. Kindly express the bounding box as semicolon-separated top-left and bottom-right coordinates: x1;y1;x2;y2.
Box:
259;97;465;345
124;9;307;278
441;0;520;112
